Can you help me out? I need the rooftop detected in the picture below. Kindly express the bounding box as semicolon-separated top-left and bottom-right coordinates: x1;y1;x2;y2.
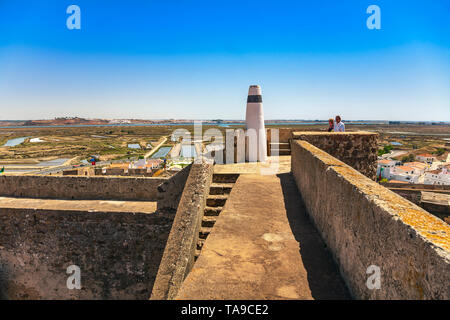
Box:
418;153;436;158
395;166;414;172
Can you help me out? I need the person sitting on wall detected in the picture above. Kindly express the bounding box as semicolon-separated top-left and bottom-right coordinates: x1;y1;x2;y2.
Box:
333;115;345;132
327;118;334;132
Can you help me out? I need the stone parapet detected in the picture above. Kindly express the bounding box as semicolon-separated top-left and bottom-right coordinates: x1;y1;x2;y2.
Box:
150;163;214;300
291;140;450;299
0;175;167;201
291;131;378;180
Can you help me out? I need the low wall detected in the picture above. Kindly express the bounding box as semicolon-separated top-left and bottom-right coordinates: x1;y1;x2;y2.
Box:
292;131;378;180
150;163;213;300
381;184;450;222
0;175;167;201
388;188;422;205
65;168;155;177
62;169;80;176
381;183;450;192
105;168;128;176
157;164;192;212
63;168;95;176
291;140;450;299
0;208;174;299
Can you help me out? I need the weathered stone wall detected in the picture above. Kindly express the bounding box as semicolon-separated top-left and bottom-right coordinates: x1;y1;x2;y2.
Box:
105;168;129;176
63;167;95;176
291;131;378;180
389;188;422;205
62;169;80;176
157;164;192;212
291;140;450;299
65;168;155;177
0;175;167;201
150;163;213;300
381;184;450;222
0;208;174;299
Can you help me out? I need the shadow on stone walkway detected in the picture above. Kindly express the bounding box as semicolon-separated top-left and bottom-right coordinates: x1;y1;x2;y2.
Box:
278;173;351;299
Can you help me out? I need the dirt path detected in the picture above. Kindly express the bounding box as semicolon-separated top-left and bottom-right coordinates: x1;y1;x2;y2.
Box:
144;136;168;159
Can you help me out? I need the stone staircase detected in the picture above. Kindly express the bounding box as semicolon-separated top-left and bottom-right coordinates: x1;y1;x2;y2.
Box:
268;141;291;156
195;173;239;260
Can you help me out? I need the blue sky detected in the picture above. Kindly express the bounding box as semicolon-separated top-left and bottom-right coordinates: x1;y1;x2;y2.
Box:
0;0;449;121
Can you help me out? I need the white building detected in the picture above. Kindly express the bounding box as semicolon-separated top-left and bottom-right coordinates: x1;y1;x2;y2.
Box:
424;169;450;185
416;153;436;165
245;85;267;162
403;162;428;175
389;165;420;183
377;159;398;179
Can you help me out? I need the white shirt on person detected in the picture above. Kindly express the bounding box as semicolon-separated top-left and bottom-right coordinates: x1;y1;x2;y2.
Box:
334;121;345;132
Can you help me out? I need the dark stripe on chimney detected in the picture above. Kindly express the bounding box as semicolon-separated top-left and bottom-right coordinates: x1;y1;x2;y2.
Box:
247;95;262;103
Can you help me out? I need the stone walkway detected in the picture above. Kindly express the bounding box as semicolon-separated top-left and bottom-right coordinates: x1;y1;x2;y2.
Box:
214;155;291;175
0;196;157;213
176;173;350;299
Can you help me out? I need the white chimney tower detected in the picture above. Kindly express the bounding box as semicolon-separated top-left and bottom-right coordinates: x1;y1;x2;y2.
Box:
245;85;267;162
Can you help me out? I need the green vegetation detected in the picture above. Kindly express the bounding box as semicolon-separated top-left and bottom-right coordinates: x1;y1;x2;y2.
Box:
378;144;394;156
1;123;449;166
401;154;415;163
434;148;445;156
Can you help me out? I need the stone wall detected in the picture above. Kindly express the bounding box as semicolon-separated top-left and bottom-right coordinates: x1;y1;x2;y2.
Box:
381;183;450;192
291;131;378;180
381;184;450;222
388;188;422;205
291;140;450;299
0;175;167;201
62;169;80;176
64;168;155;177
0;208;174;299
63;167;95;176
150;163;213;300
157;164;192;212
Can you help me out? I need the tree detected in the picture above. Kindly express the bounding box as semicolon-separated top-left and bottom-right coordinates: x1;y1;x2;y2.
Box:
378;144;394;156
434;148;445;156
401;154;415;163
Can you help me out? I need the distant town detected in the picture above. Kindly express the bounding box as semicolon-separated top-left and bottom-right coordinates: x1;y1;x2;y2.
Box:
0;117;449;128
378;153;450;185
1;117;449;186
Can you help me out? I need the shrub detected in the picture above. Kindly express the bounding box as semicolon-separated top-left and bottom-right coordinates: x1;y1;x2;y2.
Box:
434;148;445;156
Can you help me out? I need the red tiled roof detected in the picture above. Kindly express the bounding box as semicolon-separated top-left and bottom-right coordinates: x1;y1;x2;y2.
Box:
389;180;408;184
417;153;435;157
395;166;414;172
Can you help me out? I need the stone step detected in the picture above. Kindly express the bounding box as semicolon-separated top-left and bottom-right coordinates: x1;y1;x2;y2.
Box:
269;148;291;155
209;183;234;195
212;173;239;184
194;249;201;260
270;142;290;147
204;206;222;216
206;195;228;207
199;226;213;239
201;216;217;228
197;238;206;250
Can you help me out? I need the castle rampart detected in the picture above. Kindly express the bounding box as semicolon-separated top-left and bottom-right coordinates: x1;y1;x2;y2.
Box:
291;140;450;299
